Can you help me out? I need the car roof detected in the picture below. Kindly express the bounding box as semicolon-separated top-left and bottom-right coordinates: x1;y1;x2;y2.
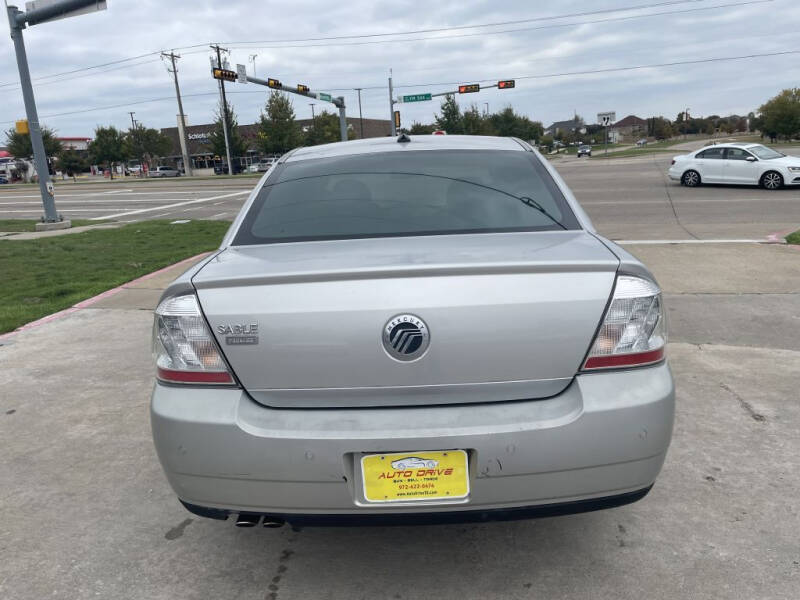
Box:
286;135;526;162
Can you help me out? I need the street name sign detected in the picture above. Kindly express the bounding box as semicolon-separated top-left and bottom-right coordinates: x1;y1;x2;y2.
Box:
400;93;432;103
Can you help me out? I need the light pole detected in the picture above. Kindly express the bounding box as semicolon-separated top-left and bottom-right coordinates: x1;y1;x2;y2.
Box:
6;0;107;227
355;88;364;139
249;54;258;77
484;102;489;116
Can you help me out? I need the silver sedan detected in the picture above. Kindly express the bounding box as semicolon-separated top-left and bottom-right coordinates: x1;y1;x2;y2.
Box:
151;135;674;527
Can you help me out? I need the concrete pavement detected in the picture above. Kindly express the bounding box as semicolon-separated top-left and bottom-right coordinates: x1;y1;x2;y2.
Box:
1;242;798;599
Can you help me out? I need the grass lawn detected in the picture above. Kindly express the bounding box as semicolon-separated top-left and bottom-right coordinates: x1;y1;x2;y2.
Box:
786;230;800;245
0;220;230;334
0;219;104;232
590;147;679;159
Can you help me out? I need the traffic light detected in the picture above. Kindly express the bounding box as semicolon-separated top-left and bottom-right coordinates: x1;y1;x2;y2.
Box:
212;68;237;82
458;83;480;94
498;80;515;89
394;110;401;129
267;78;282;89
297;84;310;93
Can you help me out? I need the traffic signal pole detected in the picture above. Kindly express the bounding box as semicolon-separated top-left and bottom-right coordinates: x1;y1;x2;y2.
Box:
7;4;58;222
235;71;348;142
211;45;234;174
6;0;107;225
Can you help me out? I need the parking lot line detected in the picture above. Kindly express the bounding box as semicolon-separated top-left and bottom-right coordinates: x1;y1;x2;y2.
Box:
90;190;250;220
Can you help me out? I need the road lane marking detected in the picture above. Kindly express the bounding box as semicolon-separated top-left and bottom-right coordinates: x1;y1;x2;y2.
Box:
615;239;766;244
210;212;229;219
90;190;250;220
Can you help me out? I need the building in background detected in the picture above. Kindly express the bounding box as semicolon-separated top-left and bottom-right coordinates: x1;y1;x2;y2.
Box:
610;115;647;141
160;118;391;170
544;117;586;137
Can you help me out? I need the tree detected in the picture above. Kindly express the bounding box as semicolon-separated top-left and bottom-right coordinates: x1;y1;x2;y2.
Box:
4;126;62;159
304;111;355;145
435;95;464;134
462;105;495;135
124;126;171;168
88;126;127;180
57;149;87;180
758;88;800;141
407;122;436;135
257;92;302;154
488;107;543;141
206;100;246;161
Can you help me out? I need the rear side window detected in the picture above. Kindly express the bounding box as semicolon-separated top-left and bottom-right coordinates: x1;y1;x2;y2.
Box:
233;150;580;245
696;148;725;159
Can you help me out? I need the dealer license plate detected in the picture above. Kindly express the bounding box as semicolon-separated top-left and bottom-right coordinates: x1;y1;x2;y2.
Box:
361;450;469;503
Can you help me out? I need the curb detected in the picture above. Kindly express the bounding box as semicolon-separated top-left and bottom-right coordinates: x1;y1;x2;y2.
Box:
0;252;210;342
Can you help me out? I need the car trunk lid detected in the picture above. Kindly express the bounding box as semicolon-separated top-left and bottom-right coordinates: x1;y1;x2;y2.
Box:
193;231;619;408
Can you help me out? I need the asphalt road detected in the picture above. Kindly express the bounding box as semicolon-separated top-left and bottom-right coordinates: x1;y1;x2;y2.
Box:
1;154;799;241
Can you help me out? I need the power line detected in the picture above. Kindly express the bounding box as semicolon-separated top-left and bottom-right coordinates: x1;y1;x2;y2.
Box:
2;49;795;124
218;0;710;46
225;0;773;50
0;0;765;89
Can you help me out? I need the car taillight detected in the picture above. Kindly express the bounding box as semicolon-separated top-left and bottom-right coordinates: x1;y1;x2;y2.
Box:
671;159;675;165
582;275;666;370
153;294;236;385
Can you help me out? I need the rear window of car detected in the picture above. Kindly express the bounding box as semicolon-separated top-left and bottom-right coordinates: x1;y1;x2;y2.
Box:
233;150;580;245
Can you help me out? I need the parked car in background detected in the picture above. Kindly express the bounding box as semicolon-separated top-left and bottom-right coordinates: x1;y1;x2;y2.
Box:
151;135;674;528
149;166;180;178
636;138;648;147
0;175;8;184
247;159;277;173
668;143;800;190
577;144;592;157
214;162;243;175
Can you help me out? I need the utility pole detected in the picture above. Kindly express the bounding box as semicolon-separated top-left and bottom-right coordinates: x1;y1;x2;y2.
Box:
309;103;316;121
388;70;396;136
249;54;258;77
210;45;233;174
337;97;348;142
162;51;193;176
355;88;364;139
484;102;489;116
128;111;137;129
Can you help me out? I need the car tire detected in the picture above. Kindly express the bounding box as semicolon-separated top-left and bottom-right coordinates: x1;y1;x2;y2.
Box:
682;170;701;187
395;463;406;470
760;171;783;190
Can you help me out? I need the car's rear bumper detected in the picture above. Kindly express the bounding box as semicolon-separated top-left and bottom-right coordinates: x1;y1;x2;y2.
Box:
151;362;674;519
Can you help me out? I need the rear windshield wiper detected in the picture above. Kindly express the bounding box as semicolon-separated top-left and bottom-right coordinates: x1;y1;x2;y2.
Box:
517;196;567;230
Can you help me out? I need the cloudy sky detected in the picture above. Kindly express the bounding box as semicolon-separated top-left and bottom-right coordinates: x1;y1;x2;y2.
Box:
1;0;798;137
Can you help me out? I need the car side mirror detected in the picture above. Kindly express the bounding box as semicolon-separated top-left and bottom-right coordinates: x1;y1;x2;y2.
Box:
746;156;757;162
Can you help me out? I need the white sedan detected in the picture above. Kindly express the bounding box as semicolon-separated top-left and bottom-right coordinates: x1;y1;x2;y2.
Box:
668;143;800;190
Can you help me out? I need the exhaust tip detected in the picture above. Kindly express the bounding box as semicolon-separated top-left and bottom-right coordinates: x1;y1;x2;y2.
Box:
262;517;285;528
235;514;261;527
